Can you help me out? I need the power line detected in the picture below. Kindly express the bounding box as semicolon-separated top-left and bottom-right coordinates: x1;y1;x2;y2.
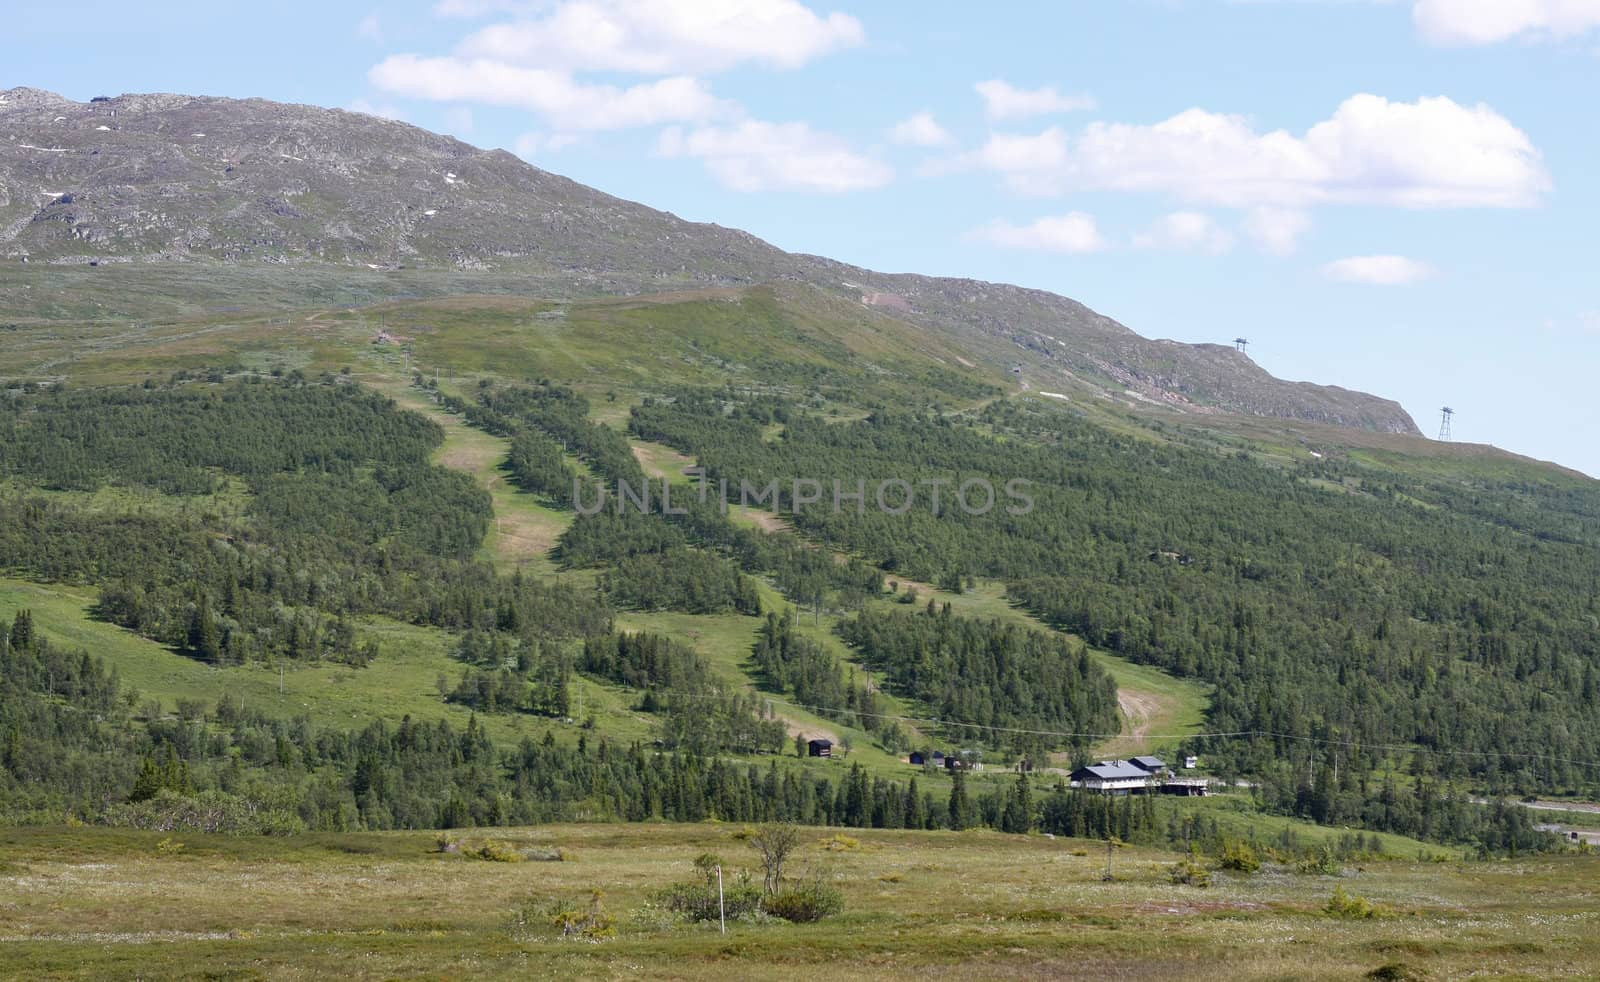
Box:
758;696;1600;773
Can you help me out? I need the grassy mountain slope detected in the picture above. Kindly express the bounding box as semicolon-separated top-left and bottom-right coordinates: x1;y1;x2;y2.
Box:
1;85;1416;433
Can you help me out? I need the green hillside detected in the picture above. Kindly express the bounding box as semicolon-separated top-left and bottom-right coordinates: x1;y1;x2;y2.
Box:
4;269;1598;982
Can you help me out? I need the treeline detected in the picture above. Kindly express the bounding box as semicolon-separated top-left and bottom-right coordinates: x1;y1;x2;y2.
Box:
837;602;1119;756
0;381;608;666
626;389;1600;797
0;610;1560;855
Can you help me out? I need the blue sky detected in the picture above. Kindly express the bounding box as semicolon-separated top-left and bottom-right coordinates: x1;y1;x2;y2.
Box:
5;0;1599;475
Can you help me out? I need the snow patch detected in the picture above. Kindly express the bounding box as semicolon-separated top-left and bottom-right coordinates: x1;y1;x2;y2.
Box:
278;153;304;162
95;125;110;131
191;132;205;137
423;209;437;216
1038;391;1070;401
19;144;71;152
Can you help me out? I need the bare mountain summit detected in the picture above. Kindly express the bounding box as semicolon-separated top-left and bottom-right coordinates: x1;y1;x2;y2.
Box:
0;87;1418;434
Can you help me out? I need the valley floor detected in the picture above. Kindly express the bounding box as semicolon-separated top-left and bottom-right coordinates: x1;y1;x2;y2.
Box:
1;824;1594;980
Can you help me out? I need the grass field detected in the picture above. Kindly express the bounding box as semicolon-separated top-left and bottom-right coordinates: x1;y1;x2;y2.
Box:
0;822;1592;980
0;577;620;750
367;373;575;577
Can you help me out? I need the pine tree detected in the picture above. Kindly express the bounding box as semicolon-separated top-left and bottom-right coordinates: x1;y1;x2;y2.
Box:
8;609;35;653
948;769;974;831
903;777;923;829
1002;772;1033;833
186;595;221;663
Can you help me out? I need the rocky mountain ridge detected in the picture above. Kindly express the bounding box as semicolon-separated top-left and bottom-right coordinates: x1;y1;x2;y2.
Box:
0;86;1418;434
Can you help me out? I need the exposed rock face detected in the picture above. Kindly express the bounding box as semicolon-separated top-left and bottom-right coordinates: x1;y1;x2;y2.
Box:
0;87;1418;434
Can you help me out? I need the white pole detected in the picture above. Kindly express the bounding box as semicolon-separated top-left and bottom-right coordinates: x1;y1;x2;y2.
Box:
717;865;726;934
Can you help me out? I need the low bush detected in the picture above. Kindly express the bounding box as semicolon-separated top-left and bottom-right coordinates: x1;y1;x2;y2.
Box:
476;840;525;863
509;890;614;940
763;877;845;923
1296;844;1343;876
1325;885;1383;920
1216;839;1261;873
655;871;765;923
1168;855;1212;887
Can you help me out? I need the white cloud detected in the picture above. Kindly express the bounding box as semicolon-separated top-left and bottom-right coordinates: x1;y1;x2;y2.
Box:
889;111;951;147
369;55;731;130
1321;254;1436;284
1414;0;1600;45
434;0;528;15
1133;211;1235;254
455;0;864;74
951;126;1070;194
1237;0;1600;45
357;13;384;44
657;121;892;193
1578;310;1600;334
960;94;1548;209
348;99;408;122
972;213;1107;253
974;80;1096;120
1244;207;1312;255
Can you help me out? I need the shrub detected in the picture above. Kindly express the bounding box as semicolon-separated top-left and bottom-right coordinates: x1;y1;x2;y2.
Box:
1325;885;1382;920
692;852;722;884
524;846;568;862
1296;844;1342;876
763;876;844;923
102;789;305;836
1217;839;1261;873
476;840;525;863
750;821;802;895
655;868;764;923
510;890;615;940
1168;855;1211;887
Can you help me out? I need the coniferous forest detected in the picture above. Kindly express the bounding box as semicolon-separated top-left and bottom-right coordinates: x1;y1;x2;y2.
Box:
0;374;1594;858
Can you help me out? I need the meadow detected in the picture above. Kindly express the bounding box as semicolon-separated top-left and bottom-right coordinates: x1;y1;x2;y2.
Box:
0;822;1591;980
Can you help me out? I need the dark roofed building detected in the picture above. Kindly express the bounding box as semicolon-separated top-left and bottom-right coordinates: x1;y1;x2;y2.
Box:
807;738;833;758
1129;756;1167;774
